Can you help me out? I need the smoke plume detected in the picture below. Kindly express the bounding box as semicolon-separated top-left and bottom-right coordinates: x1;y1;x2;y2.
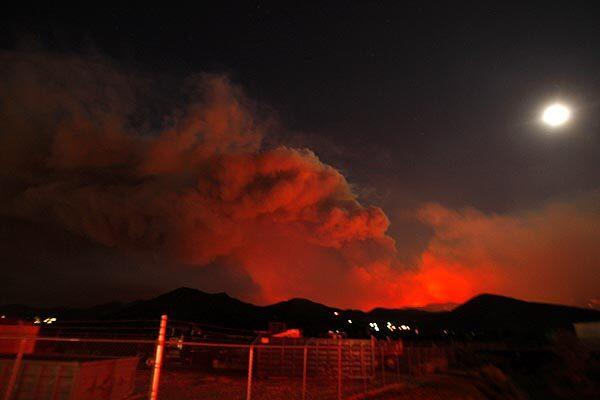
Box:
2;51;598;308
0;51;400;307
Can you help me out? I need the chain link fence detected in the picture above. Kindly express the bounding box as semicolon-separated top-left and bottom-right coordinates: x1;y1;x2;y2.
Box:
1;316;452;400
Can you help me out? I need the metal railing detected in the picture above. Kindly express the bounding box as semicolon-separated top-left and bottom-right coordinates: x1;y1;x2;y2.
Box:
0;316;451;400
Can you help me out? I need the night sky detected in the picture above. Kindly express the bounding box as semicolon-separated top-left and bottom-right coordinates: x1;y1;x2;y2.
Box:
1;3;599;309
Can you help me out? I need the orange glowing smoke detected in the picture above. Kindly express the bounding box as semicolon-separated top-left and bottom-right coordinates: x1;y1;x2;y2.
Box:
414;200;600;307
1;51;598;309
0;51;401;308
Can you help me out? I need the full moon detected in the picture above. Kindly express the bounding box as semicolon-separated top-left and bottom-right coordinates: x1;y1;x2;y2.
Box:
541;103;571;127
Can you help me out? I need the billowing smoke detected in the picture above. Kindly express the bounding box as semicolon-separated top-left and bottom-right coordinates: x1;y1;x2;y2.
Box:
2;51;598;309
0;51;400;307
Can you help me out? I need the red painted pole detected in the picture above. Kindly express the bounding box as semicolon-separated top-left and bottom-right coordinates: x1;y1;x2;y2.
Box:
149;315;167;400
246;345;255;400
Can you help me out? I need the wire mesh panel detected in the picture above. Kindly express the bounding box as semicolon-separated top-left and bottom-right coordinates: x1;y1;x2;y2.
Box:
0;337;155;400
2;319;444;400
0;319;162;400
152;341;249;400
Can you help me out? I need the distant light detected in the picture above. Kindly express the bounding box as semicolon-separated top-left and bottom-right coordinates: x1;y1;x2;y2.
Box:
541;103;571;127
333;311;339;316
347;319;352;324
369;322;380;332
0;315;5;319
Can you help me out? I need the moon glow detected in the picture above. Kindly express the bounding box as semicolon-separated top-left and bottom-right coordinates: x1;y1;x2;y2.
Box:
541;103;571;127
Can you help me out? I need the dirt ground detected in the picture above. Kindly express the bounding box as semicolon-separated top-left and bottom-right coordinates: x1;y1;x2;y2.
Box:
136;370;517;400
137;369;403;400
135;363;598;399
367;370;525;400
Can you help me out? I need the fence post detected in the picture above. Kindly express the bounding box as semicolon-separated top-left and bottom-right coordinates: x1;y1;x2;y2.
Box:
3;337;27;400
149;314;167;400
407;347;412;375
395;345;400;380
337;342;342;400
360;343;366;392
302;345;308;400
418;347;423;374
246;345;255;400
380;346;385;386
370;336;376;377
